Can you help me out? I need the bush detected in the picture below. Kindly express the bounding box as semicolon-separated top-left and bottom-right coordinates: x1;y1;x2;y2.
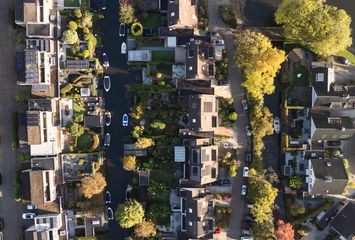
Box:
15;94;31;103
68;21;78;30
18;152;31;162
61;83;74;96
228;112;238;121
62;30;79;45
219;5;237;28
131;22;143;37
74;9;82;18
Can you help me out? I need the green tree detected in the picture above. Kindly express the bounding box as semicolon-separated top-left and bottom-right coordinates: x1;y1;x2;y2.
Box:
62;30;79;45
121;155;137;171
74;9;82;18
252;220;276;240
134;219;156;238
115;199;144;228
119;3;135;24
131;22;143;37
275;0;352;56
82;49;90;58
135;137;154;149
131;125;144;138
81;10;93;28
66;122;84;137
250;106;274;153
235;30;285;100
68;21;78;30
73;112;84;123
130;105;144;119
289;176;302;189
147;181;169;201
147;202;170;226
150;120;166;130
228;112;238;121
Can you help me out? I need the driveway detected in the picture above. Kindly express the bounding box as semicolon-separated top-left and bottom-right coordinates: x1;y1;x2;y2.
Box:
208;1;249;239
0;1;21;239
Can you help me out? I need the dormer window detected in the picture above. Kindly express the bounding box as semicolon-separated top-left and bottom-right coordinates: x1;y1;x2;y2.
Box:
333;85;343;91
170;12;175;17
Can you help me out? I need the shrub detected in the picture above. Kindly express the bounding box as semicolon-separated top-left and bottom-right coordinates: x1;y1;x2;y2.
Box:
228;112;238;121
219;5;237;28
74;9;82;18
61;83;73;96
122;155;137;171
62;30;79;45
131;22;143;37
68;21;78;30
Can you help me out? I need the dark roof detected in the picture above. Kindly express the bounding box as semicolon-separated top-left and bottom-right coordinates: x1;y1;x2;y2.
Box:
21;170;31;202
138;170;150;186
28;99;53;111
31;157;57;170
26;39;51;52
84;115;103;127
15;0;24;23
65;59;90;69
310;158;348;195
330;202;355;239
16;51;25;82
177;79;214;95
167;0;179;26
27;23;51;37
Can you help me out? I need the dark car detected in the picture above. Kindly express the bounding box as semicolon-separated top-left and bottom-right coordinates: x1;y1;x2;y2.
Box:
327;141;341;147
207;31;220;37
338;56;350;65
245;152;251;163
0;217;4;231
217;80;229;86
218;179;230;186
242;220;251;229
244;214;253;221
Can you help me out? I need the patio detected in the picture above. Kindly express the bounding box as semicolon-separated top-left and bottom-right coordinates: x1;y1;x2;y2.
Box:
62;153;103;181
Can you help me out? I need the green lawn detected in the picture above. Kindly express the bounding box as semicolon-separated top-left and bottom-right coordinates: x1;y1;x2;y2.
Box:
152;50;175;62
292;63;309;86
337;49;355;65
138;13;161;28
137;38;165;48
77;132;93;150
64;0;80;7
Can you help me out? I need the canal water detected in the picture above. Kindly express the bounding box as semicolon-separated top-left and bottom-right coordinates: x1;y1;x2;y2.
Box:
102;0;133;238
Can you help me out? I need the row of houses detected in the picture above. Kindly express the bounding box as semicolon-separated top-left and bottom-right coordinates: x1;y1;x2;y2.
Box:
284;49;355;197
14;0;108;239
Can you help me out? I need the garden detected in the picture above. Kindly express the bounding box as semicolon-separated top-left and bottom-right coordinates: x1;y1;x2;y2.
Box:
215;50;228;82
218;97;238;128
198;0;209;31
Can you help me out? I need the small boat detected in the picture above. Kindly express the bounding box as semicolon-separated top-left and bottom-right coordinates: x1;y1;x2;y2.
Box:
104;133;110;146
122;113;128;127
105;112;111;126
103;76;111;92
105;190;111;204
121;42;126;54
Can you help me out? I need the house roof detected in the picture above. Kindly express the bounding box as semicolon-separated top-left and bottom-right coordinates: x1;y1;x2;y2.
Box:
84;115;103;127
28;99;53;111
138;170;150;186
168;0;198;29
26;111;42;145
312;113;355;130
64;59;90;69
31;157;58;170
188;94;218;132
27;23;51;37
329;202;355;239
310;158;349;195
185;40;215;80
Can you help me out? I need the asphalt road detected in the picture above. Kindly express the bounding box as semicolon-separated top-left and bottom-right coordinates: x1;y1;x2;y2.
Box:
102;0;132;238
0;1;21;239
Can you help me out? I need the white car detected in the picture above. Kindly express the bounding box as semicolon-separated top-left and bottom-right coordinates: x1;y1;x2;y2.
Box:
241;185;247;196
22;213;36;220
243;167;249;177
27;204;37;210
273;117;280;134
212;39;225;46
245;125;252;136
241;99;248;112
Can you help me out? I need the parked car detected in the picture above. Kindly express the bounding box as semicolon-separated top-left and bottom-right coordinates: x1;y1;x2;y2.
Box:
0;217;4;231
241;185;247;196
244;214;253;221
243;167;249;177
241;235;253;240
27;204;37;210
241;99;248;112
273;117;280;134
119;23;126;37
102;53;109;68
242;221;251;229
104;133;110;147
245;152;251;163
22;213;36;220
245;125;252;136
121;42;127;54
207;31;220;37
246;203;253;209
242;229;251;235
218;179;231;186
327;141;341;146
338;56;350;65
122;113;128;127
107;207;114;220
217;80;229;86
105;190;111;204
212;39;225;46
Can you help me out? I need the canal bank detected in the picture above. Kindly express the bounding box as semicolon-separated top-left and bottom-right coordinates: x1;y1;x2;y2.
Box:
102;0;134;238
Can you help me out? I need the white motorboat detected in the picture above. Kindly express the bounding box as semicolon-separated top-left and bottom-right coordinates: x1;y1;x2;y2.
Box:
121;42;126;54
103;76;111;92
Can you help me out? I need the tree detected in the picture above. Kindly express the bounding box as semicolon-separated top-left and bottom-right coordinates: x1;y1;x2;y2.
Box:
135;137;154;149
119;3;135;24
62;30;79;45
122;155;136;171
264;167;279;184
289;176;302;189
250;106;274;141
147;202;171;226
130;105;144;119
275;0;352;56
68;21;78;30
252;220;276;240
134;219;156;238
80;172;107;199
131;22;143;37
81;10;93;28
82;49;90;59
131;125;144;138
148;181;169;201
235;30;285;100
66;122;84;137
115;199;144;228
228;112;238;121
76;194;105;217
275;220;295;240
73;112;84;123
74;9;82;18
150;120;166;130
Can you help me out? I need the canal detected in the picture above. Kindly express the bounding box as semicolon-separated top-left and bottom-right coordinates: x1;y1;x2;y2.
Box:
102;0;132;238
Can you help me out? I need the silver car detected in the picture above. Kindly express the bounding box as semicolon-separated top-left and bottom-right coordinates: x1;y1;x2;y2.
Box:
241;185;247;196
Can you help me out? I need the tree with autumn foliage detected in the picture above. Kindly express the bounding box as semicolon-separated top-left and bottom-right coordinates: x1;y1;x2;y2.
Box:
134;219;156;238
80;172;107;198
275;220;295;240
234;30;285;101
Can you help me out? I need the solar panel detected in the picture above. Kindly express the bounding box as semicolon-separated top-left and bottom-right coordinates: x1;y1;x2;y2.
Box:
32;84;50;91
